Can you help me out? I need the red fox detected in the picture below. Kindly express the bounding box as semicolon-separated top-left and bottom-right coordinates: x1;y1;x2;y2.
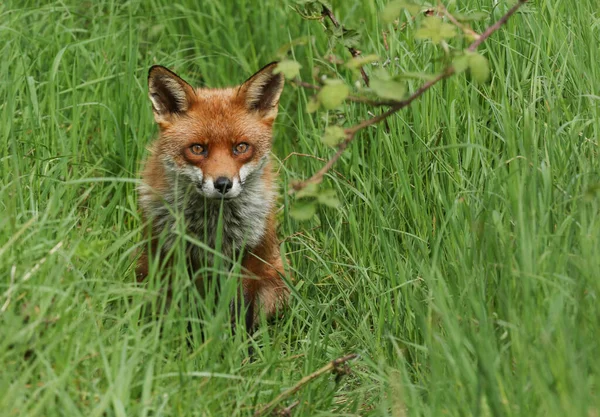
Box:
136;62;289;331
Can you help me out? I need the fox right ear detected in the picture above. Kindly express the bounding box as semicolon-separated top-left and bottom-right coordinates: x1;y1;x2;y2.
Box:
148;66;196;125
240;62;284;122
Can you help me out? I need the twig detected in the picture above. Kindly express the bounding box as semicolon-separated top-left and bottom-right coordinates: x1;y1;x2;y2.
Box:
253;353;359;417
276;152;349;183
276;400;300;417
290;0;528;194
277;151;354;189
322;7;370;86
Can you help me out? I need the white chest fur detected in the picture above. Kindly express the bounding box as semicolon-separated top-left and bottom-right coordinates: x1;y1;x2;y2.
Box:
138;164;274;266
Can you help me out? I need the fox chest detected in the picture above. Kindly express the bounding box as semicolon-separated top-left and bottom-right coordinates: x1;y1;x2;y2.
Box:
149;192;271;267
184;202;261;263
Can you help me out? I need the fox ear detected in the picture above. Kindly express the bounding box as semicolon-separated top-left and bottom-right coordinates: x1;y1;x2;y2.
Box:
148;65;196;125
240;62;284;120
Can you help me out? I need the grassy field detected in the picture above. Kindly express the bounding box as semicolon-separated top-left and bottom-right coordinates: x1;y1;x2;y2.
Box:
1;0;599;415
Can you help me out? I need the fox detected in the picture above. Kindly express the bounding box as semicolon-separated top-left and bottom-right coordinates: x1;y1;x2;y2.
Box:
135;62;290;332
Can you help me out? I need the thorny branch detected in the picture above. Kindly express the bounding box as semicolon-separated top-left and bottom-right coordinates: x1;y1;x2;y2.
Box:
290;0;528;194
253;353;359;417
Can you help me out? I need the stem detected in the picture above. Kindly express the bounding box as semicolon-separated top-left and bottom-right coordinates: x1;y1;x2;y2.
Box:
253;354;359;417
276;400;300;417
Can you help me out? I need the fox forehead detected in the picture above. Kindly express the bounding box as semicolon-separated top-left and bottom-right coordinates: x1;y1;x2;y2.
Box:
157;87;274;150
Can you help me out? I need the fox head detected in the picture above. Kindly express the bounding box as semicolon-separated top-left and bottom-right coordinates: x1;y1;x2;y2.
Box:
146;63;284;200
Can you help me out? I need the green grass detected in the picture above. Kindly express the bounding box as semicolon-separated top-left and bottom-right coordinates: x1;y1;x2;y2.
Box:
1;0;599;415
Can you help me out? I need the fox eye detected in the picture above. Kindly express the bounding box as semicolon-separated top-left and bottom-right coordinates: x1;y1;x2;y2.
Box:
190;144;206;155
234;142;250;155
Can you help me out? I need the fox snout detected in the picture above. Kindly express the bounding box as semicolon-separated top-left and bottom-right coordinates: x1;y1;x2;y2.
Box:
171;157;261;200
214;177;233;194
198;174;242;199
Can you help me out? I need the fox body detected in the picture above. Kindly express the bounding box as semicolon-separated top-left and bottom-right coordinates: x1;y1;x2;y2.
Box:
136;62;289;329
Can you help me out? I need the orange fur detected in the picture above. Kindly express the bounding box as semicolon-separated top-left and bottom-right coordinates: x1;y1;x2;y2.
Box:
136;63;290;329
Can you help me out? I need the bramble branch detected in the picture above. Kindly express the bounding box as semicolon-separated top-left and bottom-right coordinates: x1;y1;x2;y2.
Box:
290;0;528;195
253;353;359;417
291;69;453;192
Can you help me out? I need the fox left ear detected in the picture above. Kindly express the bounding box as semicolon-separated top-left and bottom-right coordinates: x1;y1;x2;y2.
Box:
148;65;196;126
240;62;284;121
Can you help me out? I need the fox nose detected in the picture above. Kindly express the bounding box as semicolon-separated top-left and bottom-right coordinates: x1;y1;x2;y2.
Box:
214;177;233;194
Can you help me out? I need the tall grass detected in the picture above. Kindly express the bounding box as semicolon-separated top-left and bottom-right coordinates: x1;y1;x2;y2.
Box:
1;0;599;415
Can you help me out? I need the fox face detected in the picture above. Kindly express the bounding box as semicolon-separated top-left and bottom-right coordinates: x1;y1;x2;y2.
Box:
145;63;284;201
138;63;285;259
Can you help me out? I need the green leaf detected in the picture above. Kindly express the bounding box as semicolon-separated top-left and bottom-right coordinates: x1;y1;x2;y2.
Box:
468;52;490;83
373;68;391;81
381;0;422;24
415;16;457;43
317;80;349;109
274;60;302;79
340;28;361;49
290;200;318;220
370;78;406;101
306;96;320;113
452;54;471;74
324;19;344;40
346;54;380;69
322;125;347;147
293;0;329;19
323;18;362;51
317;189;341;208
296;182;320;199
